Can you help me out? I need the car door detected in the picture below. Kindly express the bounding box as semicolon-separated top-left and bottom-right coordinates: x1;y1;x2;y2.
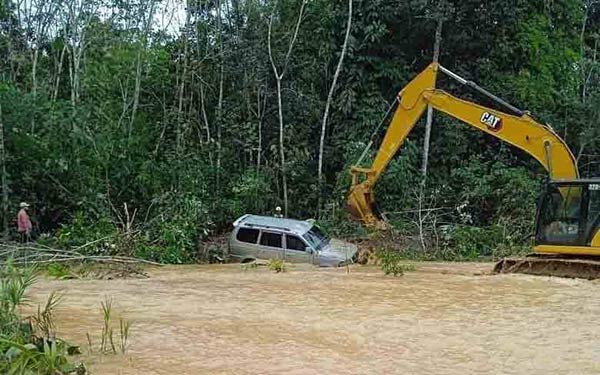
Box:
232;227;261;261
284;234;312;264
258;231;284;260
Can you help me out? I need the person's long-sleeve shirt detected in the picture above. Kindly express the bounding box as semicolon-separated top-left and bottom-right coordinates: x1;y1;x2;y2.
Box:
17;209;32;233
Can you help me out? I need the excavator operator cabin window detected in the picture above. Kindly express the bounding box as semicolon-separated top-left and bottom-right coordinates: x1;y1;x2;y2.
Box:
587;185;600;237
537;185;584;245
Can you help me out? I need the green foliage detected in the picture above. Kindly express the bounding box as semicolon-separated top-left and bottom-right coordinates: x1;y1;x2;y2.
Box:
32;291;63;340
230;170;274;216
0;338;77;375
144;192;212;264
56;212;117;251
0;263;81;374
439;224;530;260
451;160;541;226
46;264;74;280
378;250;414;276
267;259;287;273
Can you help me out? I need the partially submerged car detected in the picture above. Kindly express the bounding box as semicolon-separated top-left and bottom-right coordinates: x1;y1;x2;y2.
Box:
229;215;358;267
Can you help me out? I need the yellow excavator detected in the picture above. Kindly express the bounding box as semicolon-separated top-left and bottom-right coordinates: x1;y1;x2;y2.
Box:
348;62;600;278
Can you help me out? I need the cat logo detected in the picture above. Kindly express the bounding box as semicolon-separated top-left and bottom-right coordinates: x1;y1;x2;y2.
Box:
480;112;503;131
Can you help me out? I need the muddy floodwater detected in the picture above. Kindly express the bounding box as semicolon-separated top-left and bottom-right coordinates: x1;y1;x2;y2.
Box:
28;263;600;374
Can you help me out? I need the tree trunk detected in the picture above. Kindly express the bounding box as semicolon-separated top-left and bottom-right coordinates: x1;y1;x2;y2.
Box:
580;0;591;100
317;0;352;213
0;104;8;238
256;87;265;173
70;30;85;106
421;17;443;178
216;0;224;193
199;82;211;143
268;0;308;217
276;78;288;216
31;47;39;132
216;64;224;192
130;1;156;140
53;43;67;101
72;35;85;105
31;48;39;99
176;9;191;155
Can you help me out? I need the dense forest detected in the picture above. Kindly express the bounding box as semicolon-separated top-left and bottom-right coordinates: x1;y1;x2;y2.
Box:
0;0;598;262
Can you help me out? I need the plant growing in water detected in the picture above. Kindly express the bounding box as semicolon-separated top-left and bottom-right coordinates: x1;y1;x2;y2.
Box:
241;262;258;272
100;296;115;353
378;250;415;276
0;262;83;374
94;296;132;354
119;318;131;354
267;259;286;273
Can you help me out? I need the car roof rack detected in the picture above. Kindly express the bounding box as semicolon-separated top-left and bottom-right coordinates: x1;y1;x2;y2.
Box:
243;222;292;232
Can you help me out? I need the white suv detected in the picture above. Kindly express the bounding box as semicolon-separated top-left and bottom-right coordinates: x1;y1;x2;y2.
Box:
228;215;358;267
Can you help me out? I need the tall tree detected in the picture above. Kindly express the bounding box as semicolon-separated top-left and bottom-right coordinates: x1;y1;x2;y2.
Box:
268;0;308;217
317;0;352;212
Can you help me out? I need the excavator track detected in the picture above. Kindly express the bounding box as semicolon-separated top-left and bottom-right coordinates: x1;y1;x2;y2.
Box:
494;254;600;280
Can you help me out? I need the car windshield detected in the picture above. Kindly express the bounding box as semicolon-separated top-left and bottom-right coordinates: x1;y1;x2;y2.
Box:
302;226;329;251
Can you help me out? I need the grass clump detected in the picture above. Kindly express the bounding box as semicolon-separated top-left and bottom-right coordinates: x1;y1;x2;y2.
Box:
267;259;286;273
46;263;83;280
88;296;132;355
241;262;258;272
378;250;415;276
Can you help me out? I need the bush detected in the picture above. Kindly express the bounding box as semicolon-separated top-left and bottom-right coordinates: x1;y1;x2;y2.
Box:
56;212;117;252
378;250;414;276
145;191;214;264
439;224;530;260
267;259;287;273
450;160;541;238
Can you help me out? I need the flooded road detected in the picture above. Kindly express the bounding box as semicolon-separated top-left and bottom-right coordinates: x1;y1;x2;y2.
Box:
28;263;600;374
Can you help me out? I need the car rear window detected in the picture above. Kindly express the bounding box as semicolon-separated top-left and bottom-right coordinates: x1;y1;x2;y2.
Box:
236;228;259;244
260;232;282;248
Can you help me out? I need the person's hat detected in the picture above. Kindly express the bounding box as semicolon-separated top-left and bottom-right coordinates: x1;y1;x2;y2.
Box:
19;202;30;208
275;206;282;211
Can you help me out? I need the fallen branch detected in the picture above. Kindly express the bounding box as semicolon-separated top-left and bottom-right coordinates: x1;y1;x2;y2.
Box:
5;256;163;267
0;241;164;267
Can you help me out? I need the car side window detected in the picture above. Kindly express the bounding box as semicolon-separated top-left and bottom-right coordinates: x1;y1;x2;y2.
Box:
236;228;259;244
260;231;282;248
286;235;306;251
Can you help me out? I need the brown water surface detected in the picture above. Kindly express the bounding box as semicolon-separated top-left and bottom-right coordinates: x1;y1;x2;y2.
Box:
28;263;600;374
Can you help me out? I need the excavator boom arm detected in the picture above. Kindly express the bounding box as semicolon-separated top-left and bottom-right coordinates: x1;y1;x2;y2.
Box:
348;63;578;226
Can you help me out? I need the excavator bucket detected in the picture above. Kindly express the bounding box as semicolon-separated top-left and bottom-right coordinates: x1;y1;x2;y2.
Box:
494;255;600;280
347;191;388;230
347;168;389;229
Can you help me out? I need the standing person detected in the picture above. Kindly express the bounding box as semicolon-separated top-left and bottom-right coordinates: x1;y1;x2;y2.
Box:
17;202;32;242
274;206;283;218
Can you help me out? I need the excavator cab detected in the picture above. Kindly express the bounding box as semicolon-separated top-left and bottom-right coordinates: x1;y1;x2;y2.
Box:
535;180;600;254
496;179;600;278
